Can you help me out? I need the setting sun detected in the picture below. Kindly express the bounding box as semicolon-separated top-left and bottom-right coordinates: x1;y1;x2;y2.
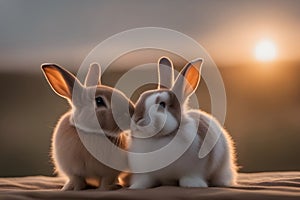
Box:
254;39;277;62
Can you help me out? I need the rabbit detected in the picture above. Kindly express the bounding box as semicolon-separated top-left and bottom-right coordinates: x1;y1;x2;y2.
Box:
128;57;237;189
41;63;134;191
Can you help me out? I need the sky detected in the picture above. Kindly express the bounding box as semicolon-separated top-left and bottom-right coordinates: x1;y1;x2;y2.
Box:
0;0;299;72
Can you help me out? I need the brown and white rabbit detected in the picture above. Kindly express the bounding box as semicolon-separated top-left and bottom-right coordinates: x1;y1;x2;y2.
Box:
128;57;237;189
41;63;134;190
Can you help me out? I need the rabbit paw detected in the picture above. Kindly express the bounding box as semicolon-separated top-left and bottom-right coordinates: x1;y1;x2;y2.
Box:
179;176;208;188
129;175;156;189
61;177;87;191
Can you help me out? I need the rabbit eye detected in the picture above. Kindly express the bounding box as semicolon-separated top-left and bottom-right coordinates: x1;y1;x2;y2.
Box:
159;101;166;108
95;96;106;108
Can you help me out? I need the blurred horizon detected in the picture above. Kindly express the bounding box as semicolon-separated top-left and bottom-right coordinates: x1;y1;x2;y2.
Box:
1;61;300;177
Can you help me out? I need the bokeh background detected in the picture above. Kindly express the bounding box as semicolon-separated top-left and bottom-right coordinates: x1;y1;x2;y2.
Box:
0;0;299;177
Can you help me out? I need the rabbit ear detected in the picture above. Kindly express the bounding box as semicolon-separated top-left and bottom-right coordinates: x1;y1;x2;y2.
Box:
41;63;81;99
85;62;101;87
171;58;203;102
157;56;174;89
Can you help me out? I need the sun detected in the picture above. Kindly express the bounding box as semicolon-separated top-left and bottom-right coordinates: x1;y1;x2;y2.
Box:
254;39;277;62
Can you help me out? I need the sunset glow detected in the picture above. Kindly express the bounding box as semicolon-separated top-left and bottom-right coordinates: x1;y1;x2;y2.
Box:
255;39;277;62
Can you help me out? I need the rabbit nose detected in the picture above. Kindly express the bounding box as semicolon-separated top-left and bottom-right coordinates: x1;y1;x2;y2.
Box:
133;115;143;124
134;113;151;127
133;111;151;126
136;118;150;127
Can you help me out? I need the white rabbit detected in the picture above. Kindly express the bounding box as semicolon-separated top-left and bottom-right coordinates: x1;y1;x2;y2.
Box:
41;63;134;190
129;57;237;189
